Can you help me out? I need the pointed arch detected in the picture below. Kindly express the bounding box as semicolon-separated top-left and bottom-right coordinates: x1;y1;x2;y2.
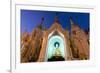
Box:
45;29;67;61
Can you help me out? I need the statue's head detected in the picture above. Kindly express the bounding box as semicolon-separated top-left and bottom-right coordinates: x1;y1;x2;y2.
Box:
54;42;60;48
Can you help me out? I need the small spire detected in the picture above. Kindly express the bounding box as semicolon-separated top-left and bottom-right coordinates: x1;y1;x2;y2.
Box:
70;17;74;26
70;16;80;28
41;17;44;25
37;17;44;30
70;17;75;33
54;13;59;23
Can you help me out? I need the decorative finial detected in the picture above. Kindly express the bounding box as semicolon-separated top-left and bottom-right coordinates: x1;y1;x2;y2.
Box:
54;13;59;23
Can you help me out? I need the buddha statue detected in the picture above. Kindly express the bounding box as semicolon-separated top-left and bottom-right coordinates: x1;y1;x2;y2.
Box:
48;41;65;61
53;42;61;56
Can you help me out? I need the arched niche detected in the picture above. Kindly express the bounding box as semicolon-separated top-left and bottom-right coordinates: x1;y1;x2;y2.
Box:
45;30;67;61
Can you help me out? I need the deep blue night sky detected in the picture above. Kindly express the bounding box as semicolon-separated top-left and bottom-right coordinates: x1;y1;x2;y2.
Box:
21;10;90;33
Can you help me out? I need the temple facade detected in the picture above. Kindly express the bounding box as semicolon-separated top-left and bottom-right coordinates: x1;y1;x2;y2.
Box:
21;17;89;63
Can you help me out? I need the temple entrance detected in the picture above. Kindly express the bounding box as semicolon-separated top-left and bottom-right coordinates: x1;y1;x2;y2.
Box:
45;35;66;61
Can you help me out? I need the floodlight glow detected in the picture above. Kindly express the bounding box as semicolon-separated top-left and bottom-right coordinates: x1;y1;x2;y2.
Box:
47;35;65;59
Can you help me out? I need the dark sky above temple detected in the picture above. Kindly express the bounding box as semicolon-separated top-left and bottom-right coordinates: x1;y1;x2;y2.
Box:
21;9;90;33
